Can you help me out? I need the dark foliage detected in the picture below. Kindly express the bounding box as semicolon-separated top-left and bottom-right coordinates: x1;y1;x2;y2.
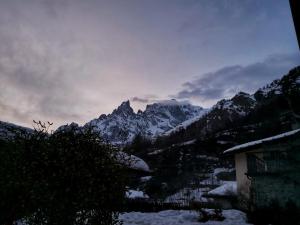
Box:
122;199;190;212
189;202;225;223
0;122;128;225
247;200;300;225
123;133;152;157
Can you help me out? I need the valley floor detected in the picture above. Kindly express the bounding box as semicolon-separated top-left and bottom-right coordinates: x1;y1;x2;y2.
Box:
120;209;252;225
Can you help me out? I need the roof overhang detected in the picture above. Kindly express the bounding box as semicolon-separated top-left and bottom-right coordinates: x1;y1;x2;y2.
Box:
223;129;300;155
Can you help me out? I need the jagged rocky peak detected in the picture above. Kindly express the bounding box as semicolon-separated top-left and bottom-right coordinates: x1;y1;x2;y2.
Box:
280;66;300;90
146;99;189;109
255;79;282;99
212;91;256;118
83;99;205;145
112;100;134;116
55;122;80;133
98;114;107;120
234;91;251;97
254;66;300;100
144;99;203;126
231;92;256;105
145;99;202;115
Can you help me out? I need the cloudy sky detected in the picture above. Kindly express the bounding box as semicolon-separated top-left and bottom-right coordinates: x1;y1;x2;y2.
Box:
0;0;299;128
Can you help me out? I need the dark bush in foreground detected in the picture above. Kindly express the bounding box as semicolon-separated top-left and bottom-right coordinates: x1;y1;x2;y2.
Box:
0;123;128;225
247;200;300;225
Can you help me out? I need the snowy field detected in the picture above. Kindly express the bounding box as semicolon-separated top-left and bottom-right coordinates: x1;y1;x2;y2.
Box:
120;209;252;225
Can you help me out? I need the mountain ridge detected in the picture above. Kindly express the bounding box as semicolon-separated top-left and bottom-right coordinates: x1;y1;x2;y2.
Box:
84;99;205;145
1;66;299;146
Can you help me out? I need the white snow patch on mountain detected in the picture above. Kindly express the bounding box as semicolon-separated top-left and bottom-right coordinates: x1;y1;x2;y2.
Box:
164;109;209;136
84;100;205;145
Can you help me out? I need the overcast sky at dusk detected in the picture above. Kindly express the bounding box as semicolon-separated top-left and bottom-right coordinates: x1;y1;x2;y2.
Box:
0;0;299;128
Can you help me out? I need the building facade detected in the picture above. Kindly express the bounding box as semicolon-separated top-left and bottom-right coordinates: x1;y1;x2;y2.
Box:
224;129;300;210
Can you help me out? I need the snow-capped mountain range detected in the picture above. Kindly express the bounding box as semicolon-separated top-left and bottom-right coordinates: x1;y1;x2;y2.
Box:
84;99;205;145
1;66;299;146
0;121;33;140
163;66;300;139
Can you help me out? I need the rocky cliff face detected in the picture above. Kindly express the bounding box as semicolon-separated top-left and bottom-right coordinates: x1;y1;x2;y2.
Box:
163;66;300;143
0;121;32;140
84;99;204;145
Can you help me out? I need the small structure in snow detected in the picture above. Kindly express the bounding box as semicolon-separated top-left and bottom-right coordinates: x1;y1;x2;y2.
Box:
224;129;300;210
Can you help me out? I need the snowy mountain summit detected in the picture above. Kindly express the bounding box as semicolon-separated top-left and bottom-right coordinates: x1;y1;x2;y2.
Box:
84;99;205;145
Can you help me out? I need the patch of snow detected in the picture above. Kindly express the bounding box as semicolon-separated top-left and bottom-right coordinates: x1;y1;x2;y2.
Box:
164;188;210;204
164;109;209;135
258;79;282;97
126;190;149;199
147;148;166;155
175;139;196;146
85;100;205;145
224;129;300;154
217;140;231;144
196;155;219;161
213;168;235;176
208;181;237;196
140;176;152;182
116;152;150;172
120;209;252;225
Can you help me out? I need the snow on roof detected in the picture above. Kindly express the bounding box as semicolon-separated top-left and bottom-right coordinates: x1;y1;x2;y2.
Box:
129;154;150;172
116;152;151;172
224;129;300;154
208;181;237;196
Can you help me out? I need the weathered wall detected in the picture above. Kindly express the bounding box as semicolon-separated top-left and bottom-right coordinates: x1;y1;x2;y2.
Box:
235;152;251;209
234;135;300;210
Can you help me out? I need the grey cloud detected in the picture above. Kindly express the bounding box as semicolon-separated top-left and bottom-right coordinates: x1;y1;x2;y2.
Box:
131;95;158;104
0;0;297;128
131;97;150;103
174;53;300;104
0;100;32;125
0;15;86;126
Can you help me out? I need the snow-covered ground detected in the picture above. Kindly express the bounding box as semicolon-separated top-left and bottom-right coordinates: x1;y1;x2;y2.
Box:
164;188;211;204
213;168;235;176
120;209;252;225
140;176;152;182
126;190;149;199
208;181;237;196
